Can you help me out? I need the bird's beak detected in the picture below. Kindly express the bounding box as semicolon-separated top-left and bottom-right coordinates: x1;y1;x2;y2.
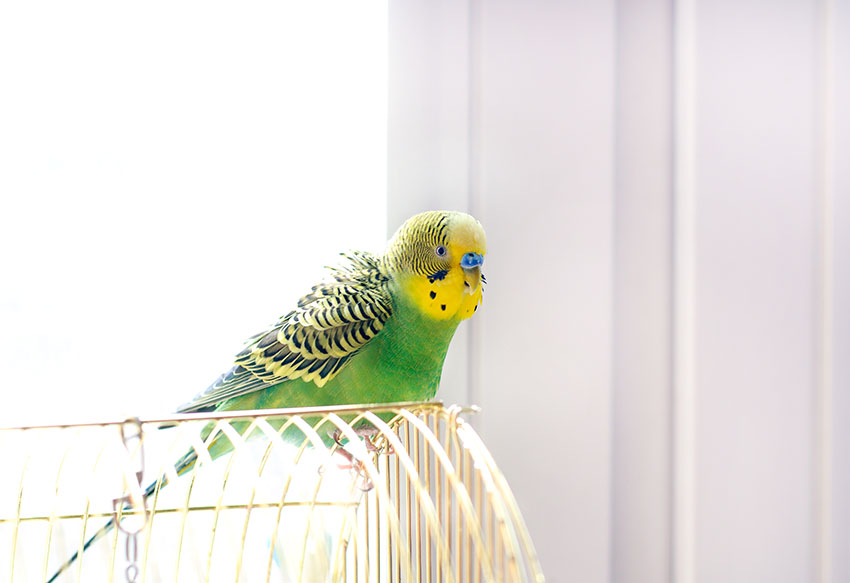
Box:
461;252;484;294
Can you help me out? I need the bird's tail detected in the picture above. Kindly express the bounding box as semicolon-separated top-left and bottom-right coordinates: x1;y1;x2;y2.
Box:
46;450;199;583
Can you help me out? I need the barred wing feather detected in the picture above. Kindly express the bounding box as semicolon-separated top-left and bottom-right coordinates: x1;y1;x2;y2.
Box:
177;252;392;413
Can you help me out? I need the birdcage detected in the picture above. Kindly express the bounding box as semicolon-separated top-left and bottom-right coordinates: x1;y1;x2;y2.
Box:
0;402;544;582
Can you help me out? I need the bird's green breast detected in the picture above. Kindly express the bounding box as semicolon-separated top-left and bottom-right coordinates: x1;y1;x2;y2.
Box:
218;286;461;412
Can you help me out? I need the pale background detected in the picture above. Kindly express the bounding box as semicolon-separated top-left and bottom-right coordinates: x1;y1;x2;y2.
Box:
1;1;849;583
0;1;388;423
389;1;848;583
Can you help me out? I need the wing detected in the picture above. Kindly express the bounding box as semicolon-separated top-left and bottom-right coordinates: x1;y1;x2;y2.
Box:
176;251;392;413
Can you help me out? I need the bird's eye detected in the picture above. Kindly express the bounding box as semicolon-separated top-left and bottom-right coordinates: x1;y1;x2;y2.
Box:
435;245;447;257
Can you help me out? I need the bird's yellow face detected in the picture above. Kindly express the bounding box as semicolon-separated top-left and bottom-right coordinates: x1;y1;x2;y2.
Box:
385;211;487;321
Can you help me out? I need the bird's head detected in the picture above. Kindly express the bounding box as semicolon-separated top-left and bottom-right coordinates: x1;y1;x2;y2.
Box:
383;210;487;320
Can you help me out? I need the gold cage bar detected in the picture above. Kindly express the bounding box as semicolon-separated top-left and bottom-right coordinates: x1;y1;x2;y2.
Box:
0;402;544;582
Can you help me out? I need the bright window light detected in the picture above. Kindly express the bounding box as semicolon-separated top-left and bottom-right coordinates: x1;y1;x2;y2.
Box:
0;2;388;426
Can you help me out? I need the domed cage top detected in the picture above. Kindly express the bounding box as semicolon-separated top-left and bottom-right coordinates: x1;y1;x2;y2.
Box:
0;402;544;582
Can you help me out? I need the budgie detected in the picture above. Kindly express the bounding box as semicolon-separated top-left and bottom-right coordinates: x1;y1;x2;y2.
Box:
47;210;486;582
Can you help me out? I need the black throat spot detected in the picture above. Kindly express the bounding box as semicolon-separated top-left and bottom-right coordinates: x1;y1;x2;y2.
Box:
428;270;448;284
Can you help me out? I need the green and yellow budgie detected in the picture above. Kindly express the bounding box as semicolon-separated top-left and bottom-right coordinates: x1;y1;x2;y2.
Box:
48;210;486;582
179;209;486;415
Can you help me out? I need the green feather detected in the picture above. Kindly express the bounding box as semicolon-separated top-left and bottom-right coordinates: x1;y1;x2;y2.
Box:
220;285;461;411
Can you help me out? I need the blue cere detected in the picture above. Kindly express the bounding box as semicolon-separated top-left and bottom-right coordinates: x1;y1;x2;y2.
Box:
460;252;484;269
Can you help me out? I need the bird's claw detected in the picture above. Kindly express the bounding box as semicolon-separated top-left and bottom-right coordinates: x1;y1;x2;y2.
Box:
328;427;396;491
332;427;394;455
327;445;373;491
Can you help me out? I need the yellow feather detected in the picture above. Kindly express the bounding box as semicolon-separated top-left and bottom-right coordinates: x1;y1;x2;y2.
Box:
391;211;486;321
400;266;483;321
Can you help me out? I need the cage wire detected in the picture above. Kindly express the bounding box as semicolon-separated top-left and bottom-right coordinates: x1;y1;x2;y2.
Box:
0;402;544;582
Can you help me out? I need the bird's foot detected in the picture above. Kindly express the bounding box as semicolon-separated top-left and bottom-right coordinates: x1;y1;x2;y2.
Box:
327;427;394;491
330;447;373;491
332;427;394;455
358;426;395;455
330;430;371;490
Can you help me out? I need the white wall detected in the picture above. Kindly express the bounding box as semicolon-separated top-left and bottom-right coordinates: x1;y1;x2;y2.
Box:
827;2;850;581
690;2;817;581
389;1;849;582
